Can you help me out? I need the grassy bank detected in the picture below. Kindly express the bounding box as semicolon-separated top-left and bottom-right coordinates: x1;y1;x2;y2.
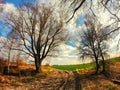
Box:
52;57;120;71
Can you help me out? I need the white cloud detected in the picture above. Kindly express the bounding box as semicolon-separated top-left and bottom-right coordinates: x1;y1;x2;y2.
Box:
42;43;79;65
0;36;7;43
1;3;17;14
37;0;50;4
42;43;93;65
108;32;120;57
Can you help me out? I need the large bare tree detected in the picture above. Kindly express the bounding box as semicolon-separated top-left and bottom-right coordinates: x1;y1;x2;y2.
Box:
4;3;65;73
78;15;110;74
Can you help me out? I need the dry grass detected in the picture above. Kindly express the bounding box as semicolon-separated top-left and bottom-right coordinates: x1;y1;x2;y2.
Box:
81;74;120;90
80;62;120;90
0;58;120;90
0;58;55;89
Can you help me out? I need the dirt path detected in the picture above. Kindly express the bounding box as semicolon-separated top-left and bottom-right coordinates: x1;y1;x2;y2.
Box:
0;70;76;90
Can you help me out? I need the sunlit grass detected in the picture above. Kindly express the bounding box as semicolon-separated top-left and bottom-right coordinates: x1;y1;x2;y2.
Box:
52;63;96;71
106;56;120;63
52;57;120;71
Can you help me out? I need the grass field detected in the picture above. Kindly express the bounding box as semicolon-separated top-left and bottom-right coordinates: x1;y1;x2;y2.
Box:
52;57;120;71
52;63;96;71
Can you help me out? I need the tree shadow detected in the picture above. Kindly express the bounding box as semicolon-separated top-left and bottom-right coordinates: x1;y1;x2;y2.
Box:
73;71;82;90
72;70;105;90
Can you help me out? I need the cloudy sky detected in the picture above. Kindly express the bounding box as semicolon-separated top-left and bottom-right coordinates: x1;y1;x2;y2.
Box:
0;0;120;65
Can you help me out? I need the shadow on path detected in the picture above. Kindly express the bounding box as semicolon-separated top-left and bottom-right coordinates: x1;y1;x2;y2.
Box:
73;71;82;90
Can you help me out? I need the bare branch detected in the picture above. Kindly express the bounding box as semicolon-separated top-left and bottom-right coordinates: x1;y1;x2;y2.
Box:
4;3;65;73
66;0;86;23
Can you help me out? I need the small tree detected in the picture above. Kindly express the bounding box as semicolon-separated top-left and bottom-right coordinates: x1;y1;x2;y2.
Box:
4;3;65;73
78;15;110;74
0;36;20;74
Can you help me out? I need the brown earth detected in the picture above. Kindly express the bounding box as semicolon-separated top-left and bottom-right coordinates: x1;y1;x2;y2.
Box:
0;61;120;90
0;69;75;90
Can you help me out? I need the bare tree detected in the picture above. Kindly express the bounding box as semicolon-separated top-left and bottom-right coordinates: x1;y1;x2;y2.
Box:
4;3;65;73
62;0;120;59
62;0;120;23
78;15;110;74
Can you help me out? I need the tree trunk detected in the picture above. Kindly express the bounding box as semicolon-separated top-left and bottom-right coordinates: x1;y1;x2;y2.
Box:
93;51;99;74
98;44;106;73
35;64;42;73
7;48;11;75
35;55;42;73
101;57;105;73
95;59;99;74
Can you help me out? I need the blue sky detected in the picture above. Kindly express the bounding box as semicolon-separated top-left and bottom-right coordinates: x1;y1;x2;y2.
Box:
0;0;21;37
0;20;12;37
66;41;76;47
5;0;23;7
0;0;34;37
76;15;85;26
5;0;34;7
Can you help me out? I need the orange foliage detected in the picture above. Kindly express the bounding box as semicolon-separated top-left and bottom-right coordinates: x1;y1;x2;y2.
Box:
0;57;35;75
16;58;27;66
0;57;54;76
44;63;50;67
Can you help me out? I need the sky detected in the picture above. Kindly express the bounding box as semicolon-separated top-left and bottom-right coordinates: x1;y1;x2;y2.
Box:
5;0;34;7
5;0;24;7
0;0;120;65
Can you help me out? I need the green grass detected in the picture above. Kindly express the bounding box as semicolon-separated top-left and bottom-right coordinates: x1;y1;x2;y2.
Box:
52;63;96;71
107;56;120;63
52;57;120;71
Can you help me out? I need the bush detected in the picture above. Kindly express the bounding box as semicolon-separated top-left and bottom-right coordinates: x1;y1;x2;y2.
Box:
3;66;19;75
0;58;8;73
